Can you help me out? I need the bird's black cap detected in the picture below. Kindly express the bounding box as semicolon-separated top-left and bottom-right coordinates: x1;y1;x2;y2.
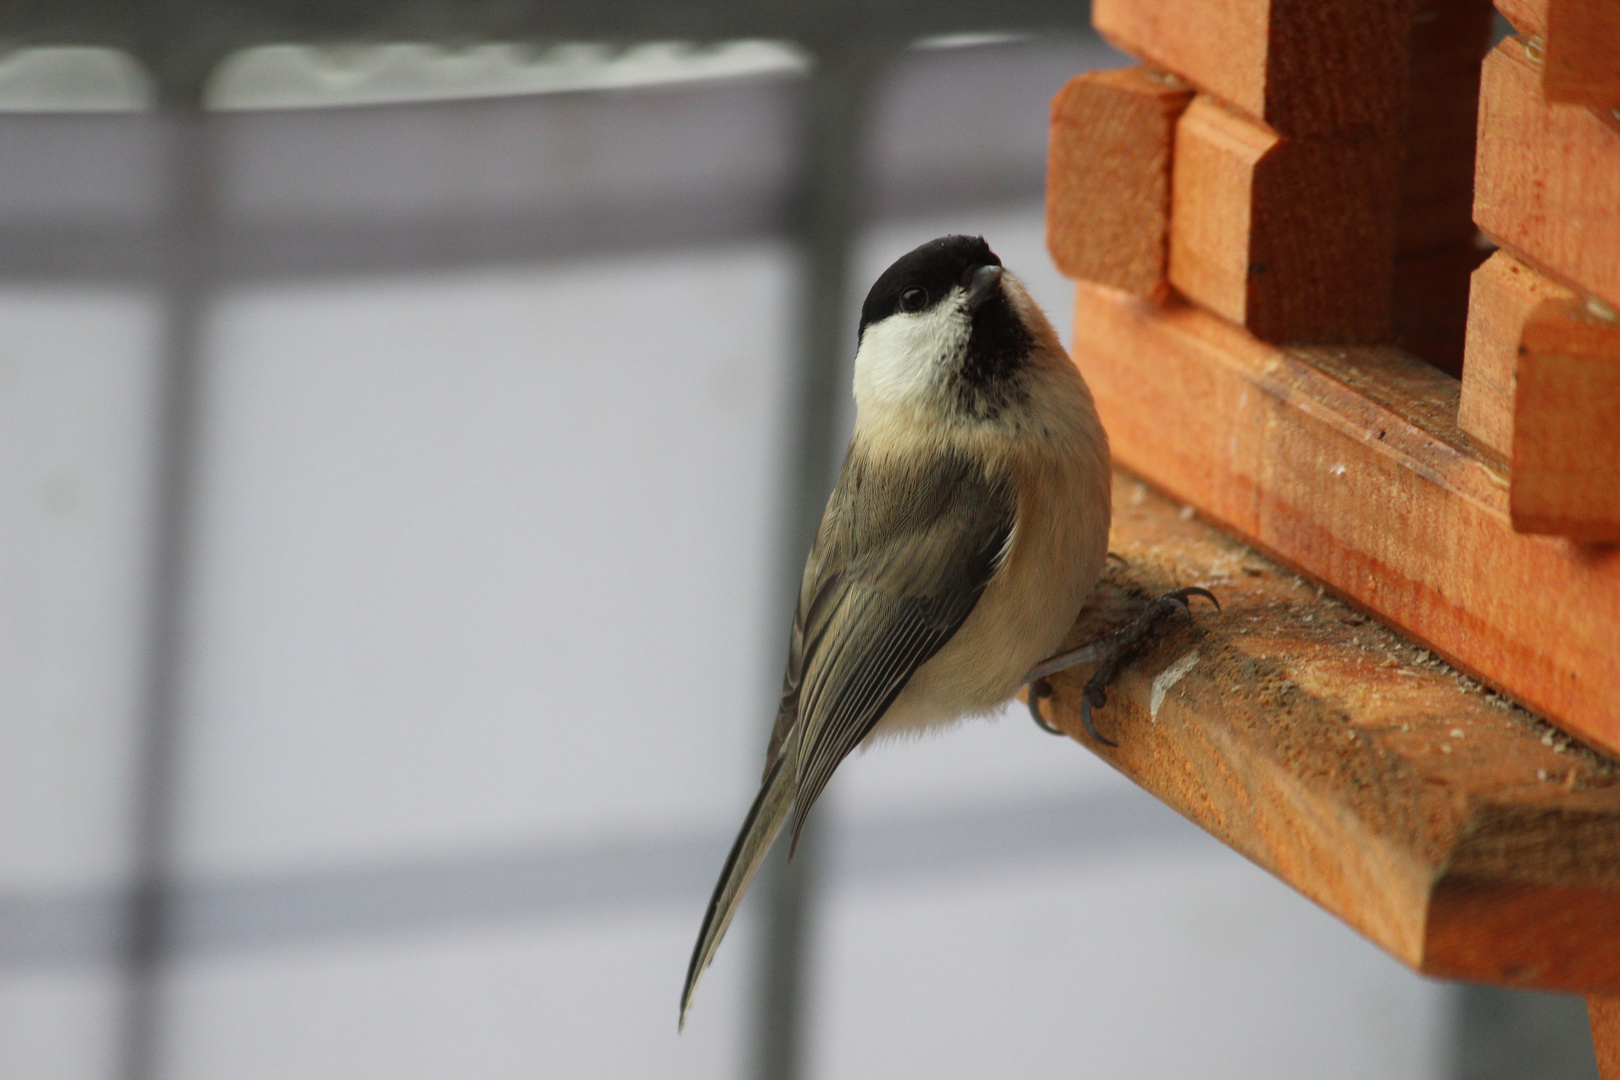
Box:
858;235;1001;340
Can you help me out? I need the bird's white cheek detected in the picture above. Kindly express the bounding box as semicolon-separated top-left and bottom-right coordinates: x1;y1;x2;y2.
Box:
852;307;965;410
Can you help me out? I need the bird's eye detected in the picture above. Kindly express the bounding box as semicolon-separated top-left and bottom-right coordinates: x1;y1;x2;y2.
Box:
899;287;928;312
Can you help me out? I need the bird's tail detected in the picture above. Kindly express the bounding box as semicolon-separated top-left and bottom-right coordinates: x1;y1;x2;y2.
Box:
680;752;796;1029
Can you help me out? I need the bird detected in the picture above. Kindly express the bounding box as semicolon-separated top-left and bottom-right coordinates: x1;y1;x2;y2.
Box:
679;235;1213;1028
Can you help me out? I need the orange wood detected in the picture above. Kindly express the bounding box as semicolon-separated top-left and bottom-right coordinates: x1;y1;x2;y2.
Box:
1511;296;1620;540
1167;96;1398;343
1494;0;1620;110
1475;36;1620;310
1460;251;1577;457
1046;66;1194;297
1091;0;1410;138
1495;0;1546;34
1039;472;1620;995
1069;278;1620;756
1592;995;1620;1080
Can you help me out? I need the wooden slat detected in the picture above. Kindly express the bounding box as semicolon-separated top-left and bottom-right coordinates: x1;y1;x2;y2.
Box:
1592;995;1620;1080
1167;96;1399;343
1091;0;1411;138
1046;66;1193;297
1494;0;1620;110
1460;250;1578;457
1475;35;1620;310
1511;296;1620;540
1069;278;1620;755
1039;470;1620;994
1459;250;1620;541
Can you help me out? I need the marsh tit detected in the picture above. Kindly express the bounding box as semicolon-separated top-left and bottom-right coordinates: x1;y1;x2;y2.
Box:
680;235;1211;1026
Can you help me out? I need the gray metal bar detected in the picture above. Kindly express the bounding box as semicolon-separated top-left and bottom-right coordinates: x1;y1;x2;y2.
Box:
117;106;215;1080
8;0;1091;88
1451;986;1599;1080
746;39;891;1080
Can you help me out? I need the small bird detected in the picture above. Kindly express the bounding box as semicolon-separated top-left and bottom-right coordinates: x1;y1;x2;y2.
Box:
680;235;1210;1027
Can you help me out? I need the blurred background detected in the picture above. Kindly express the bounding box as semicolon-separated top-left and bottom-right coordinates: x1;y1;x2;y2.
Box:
0;4;1599;1078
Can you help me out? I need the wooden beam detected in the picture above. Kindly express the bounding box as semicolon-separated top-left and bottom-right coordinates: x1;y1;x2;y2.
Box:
1091;0;1412;139
1475;35;1620;310
1494;0;1620;111
1167;96;1399;342
1046;66;1193;297
1592;994;1620;1080
1460;250;1578;457
1039;470;1620;994
1511;296;1620;540
1458;252;1620;541
1069;278;1620;756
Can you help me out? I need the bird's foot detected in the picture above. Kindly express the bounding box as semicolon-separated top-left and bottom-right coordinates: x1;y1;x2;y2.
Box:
1024;586;1218;746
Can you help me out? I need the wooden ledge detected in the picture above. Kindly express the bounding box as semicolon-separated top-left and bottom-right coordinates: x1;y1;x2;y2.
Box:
1039;471;1620;995
1071;279;1620;755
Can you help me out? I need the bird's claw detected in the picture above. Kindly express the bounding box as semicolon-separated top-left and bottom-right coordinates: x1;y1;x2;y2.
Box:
1028;584;1219;748
1028;677;1064;735
1169;585;1220;612
1078;686;1117;747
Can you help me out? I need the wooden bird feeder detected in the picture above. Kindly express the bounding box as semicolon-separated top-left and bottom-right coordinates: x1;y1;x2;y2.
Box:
1042;0;1620;1069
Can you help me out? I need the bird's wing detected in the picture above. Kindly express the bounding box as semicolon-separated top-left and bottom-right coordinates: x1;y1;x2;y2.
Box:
683;444;1013;1028
780;445;1016;849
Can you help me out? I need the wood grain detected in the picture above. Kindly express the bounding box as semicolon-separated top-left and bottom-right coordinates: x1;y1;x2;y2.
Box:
1592;994;1620;1080
1069;278;1620;756
1495;0;1620;110
1511;296;1620;540
1168;96;1399;343
1475;36;1620;310
1460;250;1577;457
1091;0;1411;138
1046;66;1194;296
1036;470;1620;993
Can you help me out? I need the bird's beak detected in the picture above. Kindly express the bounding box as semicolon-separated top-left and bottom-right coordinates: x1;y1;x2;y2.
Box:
965;264;1003;310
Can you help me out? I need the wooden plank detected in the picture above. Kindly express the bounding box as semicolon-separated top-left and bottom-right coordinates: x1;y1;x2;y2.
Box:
1475;36;1620;310
1036;470;1620;993
1046;66;1193;297
1458;254;1620;541
1091;0;1412;138
1069;278;1620;756
1511;295;1620;540
1592;995;1620;1080
1460;250;1577;457
1167;96;1399;343
1495;0;1620;110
